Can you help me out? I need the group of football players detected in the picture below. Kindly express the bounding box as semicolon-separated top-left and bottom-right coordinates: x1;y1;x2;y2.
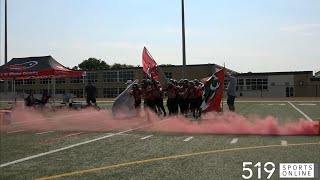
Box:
130;79;204;118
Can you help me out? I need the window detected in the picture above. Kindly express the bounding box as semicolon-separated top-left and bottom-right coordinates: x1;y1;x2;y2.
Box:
103;88;120;98
104;71;118;82
24;79;35;85
40;89;52;94
40;78;52;84
15;80;24;85
70;77;84;84
70;89;84;98
118;88;126;95
164;72;173;79
244;78;268;90
55;89;65;94
86;72;98;83
119;71;134;83
55;78;65;84
246;79;251;85
236;79;244;90
237;79;244;86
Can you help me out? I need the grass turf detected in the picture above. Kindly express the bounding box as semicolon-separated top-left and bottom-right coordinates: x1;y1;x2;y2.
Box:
0;101;319;180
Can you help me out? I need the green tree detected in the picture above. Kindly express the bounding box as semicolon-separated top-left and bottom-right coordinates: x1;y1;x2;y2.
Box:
110;63;134;69
78;58;110;70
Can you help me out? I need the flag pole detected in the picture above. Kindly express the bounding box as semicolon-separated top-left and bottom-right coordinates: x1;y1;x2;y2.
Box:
181;0;187;78
5;0;8;64
221;63;225;112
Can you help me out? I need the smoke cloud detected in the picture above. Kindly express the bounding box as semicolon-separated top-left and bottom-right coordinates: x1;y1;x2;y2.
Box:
1;107;318;136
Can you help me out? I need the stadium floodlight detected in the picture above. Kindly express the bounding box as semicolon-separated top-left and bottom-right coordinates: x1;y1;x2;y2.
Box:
181;0;186;78
5;0;8;64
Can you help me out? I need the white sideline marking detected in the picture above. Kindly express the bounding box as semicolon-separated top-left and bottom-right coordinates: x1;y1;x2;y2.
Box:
7;130;25;134
297;103;316;106
281;140;288;146
288;101;312;121
36;131;54;135
85;133;129;136
0;119;169;168
183;136;193;142
230;138;238;144
112;133;129;136
140;135;153;140
267;104;286;106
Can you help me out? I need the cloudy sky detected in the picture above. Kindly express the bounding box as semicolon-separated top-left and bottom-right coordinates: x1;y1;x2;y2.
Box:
0;0;319;73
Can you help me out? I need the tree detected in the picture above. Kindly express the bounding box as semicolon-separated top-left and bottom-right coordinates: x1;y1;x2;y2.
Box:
78;58;110;70
78;58;135;70
72;66;78;70
110;63;135;69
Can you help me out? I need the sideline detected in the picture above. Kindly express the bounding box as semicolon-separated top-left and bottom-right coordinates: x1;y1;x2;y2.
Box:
288;101;312;121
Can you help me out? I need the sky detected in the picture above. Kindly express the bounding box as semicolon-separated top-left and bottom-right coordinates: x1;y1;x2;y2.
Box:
0;0;319;74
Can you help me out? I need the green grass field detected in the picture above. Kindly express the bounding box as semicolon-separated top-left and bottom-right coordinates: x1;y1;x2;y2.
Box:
0;100;319;180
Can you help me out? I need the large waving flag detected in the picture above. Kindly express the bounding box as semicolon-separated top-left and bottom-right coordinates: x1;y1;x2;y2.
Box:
142;47;159;80
112;79;138;118
201;68;225;113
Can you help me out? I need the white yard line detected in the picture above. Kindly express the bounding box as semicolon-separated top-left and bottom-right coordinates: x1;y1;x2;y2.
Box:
112;133;129;136
183;136;194;142
0;119;169;168
230;138;238;144
140;135;153;140
281;140;288;146
36;131;54;135
288;101;313;121
7;130;25;134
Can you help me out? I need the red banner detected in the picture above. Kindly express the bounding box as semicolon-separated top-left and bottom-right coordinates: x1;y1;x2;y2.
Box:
142;47;159;80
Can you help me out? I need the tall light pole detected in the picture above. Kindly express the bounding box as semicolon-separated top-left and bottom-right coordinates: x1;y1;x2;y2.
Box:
5;0;8;64
181;0;186;78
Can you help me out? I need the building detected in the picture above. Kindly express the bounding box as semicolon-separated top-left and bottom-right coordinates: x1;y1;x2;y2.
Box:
1;63;229;98
235;71;320;97
1;59;320;98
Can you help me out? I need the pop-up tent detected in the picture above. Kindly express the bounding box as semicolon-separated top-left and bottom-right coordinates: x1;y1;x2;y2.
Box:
0;56;83;79
0;55;85;106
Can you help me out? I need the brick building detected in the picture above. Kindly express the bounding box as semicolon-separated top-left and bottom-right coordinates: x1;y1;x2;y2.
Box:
1;63;228;98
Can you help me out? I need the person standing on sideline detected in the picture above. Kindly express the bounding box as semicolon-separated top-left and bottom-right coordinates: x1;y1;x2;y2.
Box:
225;72;237;112
85;80;97;107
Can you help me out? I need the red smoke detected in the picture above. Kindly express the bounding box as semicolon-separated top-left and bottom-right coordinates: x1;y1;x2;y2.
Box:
1;107;318;135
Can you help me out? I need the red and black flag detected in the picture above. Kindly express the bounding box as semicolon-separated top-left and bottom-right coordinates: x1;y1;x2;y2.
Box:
200;68;225;113
142;47;159;80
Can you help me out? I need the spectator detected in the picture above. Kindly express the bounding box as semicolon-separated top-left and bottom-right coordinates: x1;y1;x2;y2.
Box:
225;72;237;112
85;80;97;107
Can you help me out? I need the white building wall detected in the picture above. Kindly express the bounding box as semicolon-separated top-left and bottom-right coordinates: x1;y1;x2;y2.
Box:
267;75;294;97
236;74;294;97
